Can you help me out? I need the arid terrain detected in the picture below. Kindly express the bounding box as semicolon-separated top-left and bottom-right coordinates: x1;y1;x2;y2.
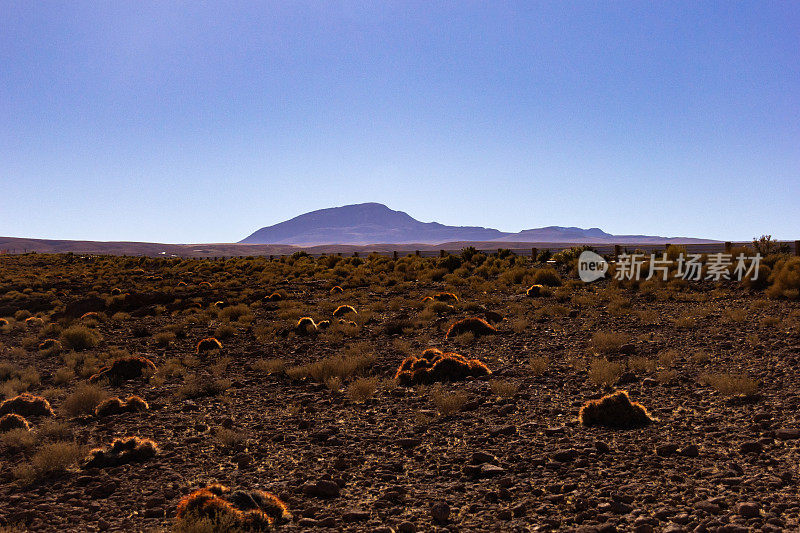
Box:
1;248;799;532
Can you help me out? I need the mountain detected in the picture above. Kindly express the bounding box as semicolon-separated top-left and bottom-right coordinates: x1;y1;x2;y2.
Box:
240;203;718;245
240;203;506;244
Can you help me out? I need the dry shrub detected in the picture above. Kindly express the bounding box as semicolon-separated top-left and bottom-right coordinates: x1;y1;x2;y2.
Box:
214;324;236;339
510;319;528;333
700;373;759;396
725;309;748;323
295;317;317;335
253;358;285;375
431;387;468;415
266;290;285;302
325;376;342;391
529;355;549;376
83;436;158;468
177;374;231;399
490;380;519;398
63;382;108;417
219;304;251;322
347;377;378;402
525;284;545;297
590;331;628;354
579;390;654;429
628;356;656;373
656;370;677;384
176;484;291;532
1;427;36;452
0;393;54;417
94;395;149;417
674;315;697;329
89;355;156;384
333;305;357;317
153;331;175;347
395;349;491;385
60;326;99;351
0;413;30;432
766;257;800;299
445;317;498;339
196;337;223;354
38;338;63;354
299;352;375;383
658;349;679;367
215;428;246;449
532;268;562;287
588;358;623;387
13;441;85;483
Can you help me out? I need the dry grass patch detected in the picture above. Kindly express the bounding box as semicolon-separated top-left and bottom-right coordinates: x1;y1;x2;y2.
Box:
13;441;85;484
529;355;549;376
490;380;520;398
588;358;623;387
347;377;378;402
63;383;108;417
700;373;759;397
430;387;468;416
590;331;628;354
253;358;285;375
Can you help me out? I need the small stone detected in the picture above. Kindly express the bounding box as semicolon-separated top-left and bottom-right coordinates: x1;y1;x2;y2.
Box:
739;441;762;454
342;510;369;522
656;444;680;457
397;521;416;533
737;502;760;518
298;518;318;527
552;449;580;462
431;501;450;524
143;508;164;519
488;424;516;436
678;444;699;457
497;509;512;520
595;441;612;454
776;428;800;440
619;343;636;354
470;451;497;464
479;464;506;477
695;501;721;514
302;480;340;498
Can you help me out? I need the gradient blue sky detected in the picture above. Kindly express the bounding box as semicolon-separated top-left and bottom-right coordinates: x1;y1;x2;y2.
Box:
2;1;798;243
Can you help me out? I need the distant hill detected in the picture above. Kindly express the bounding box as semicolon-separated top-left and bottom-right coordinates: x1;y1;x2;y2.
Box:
240;202;506;244
241;202;718;245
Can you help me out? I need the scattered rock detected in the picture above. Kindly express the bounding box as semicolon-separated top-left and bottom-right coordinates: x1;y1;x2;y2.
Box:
737;501;760;518
302;480;340;499
431;501;450;524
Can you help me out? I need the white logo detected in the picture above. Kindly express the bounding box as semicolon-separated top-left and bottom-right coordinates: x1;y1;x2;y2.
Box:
578;251;608;282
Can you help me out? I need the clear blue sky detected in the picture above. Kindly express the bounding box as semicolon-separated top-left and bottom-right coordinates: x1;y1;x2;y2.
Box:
2;1;798;243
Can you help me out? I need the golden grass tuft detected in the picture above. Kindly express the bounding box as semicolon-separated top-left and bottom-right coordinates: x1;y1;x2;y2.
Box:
89;355;156;384
0;413;31;432
176;484;291;531
0;393;54;417
83;436;158;468
395;350;491;385
445;317;498;339
579;390;654;429
94;395;149;417
196;337;223;354
333;305;358;317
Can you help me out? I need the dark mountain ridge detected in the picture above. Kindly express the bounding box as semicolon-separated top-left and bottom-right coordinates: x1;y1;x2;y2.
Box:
241;202;717;245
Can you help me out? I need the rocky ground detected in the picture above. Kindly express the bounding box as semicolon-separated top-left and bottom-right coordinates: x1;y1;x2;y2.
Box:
0;253;799;532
